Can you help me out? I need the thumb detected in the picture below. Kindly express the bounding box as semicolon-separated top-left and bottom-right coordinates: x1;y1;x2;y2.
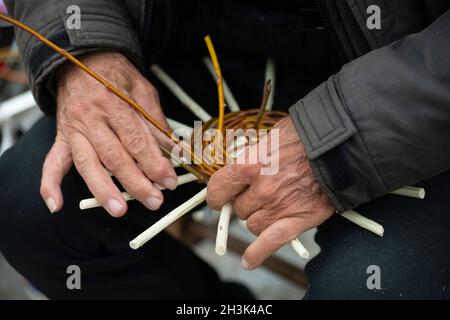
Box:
207;163;260;210
40;135;73;213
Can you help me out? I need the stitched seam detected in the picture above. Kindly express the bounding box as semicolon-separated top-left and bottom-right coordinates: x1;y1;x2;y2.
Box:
325;79;349;130
78;15;130;28
335;76;388;190
72;31;136;42
318;93;339;138
295;102;315;154
307;79;353;152
67;6;136;27
23;17;62;57
302;86;349;152
303;102;338;142
319;93;336;128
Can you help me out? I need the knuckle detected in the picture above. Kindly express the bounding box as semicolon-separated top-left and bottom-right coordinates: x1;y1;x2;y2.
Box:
130;182;150;198
232;199;247;219
148;158;170;180
99;144;121;170
67;102;87;120
74;151;91;171
266;226;285;244
124;130;147;156
246;218;260;235
109;112;129;129
206;187;221;209
95;88;115;106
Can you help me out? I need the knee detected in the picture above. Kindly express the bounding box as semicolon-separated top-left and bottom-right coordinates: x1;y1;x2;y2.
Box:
0;150;91;296
0;143;49;256
0;121;60;275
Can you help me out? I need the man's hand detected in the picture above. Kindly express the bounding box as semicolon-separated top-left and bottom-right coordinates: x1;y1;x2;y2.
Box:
207;116;335;269
40;51;177;217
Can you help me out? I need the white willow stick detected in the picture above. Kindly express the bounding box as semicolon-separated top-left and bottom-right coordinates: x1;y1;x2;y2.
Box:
341;210;384;237
390;186;425;199
264;59;276;111
203;58;240;112
79;192;130;211
167;117;193;134
238;218;247;228
130;187;208;249
166;118;193;167
290;238;310;259
215;202;233;256
150;65;211;121
79;173;198;210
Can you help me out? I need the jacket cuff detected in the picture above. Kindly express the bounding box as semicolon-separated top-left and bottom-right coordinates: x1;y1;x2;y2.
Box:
289;76;387;212
21;12;143;115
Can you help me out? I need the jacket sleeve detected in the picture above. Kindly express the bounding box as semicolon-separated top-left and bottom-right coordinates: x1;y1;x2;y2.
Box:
4;0;145;114
289;10;450;212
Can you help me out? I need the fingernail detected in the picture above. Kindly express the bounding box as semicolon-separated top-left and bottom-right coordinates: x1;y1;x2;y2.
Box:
46;197;57;213
107;199;123;217
146;196;163;210
241;257;250;270
162;177;177;190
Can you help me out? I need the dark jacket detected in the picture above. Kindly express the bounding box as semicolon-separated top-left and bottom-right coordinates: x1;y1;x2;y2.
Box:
5;0;450;212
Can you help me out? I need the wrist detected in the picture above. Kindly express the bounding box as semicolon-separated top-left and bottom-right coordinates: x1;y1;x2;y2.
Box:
55;51;127;84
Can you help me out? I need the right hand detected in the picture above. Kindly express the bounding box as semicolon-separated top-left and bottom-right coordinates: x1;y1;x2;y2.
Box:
40;51;177;217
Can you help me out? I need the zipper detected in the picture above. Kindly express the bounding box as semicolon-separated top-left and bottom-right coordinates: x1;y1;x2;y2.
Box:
315;0;348;63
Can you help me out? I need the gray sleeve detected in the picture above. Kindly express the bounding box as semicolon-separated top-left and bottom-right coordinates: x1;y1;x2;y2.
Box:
4;0;145;114
289;11;450;212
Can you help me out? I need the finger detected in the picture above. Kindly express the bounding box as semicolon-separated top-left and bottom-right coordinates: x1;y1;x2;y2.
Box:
84;122;164;211
132;82;175;149
232;185;266;220
207;163;260;210
241;217;309;270
40;136;73;213
70;132;128;217
108;105;177;190
245;209;271;236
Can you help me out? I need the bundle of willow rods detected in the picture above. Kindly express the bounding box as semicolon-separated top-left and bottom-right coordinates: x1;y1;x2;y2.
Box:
194;109;288;176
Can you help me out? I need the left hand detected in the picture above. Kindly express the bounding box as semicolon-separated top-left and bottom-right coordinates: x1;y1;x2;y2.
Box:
207;116;336;270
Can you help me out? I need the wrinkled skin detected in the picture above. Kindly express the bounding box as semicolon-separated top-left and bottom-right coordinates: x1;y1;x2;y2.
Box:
207;117;336;270
40;51;177;217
